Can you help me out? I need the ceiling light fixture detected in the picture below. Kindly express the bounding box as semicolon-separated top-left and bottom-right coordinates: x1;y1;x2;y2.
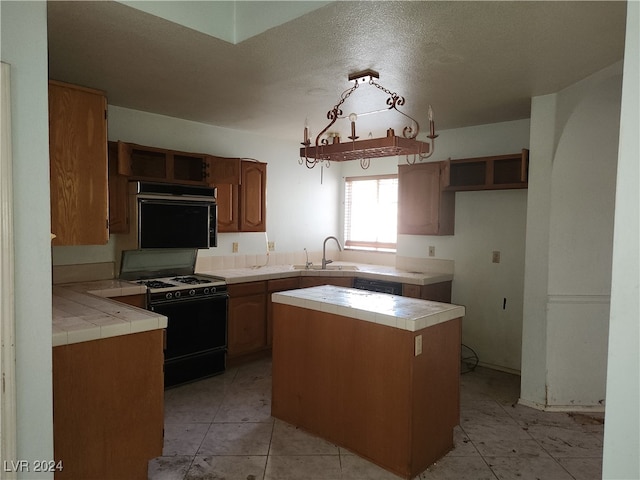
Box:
299;69;437;169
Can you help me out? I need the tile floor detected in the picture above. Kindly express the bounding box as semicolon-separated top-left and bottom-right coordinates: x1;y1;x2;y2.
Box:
148;357;604;480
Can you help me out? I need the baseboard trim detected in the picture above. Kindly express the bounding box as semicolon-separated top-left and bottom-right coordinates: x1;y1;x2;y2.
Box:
518;397;605;413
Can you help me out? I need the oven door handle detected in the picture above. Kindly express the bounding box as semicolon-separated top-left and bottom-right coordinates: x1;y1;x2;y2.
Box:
149;293;228;308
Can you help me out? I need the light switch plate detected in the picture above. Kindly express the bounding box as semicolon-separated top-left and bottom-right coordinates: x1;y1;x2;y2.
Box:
415;335;423;356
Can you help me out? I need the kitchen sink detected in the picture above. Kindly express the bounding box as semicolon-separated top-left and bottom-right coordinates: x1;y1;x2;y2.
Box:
292;264;359;271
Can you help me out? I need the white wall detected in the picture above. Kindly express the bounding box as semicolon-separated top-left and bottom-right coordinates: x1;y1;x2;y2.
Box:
1;2;54;477
521;63;623;410
603;1;640;477
339;119;530;373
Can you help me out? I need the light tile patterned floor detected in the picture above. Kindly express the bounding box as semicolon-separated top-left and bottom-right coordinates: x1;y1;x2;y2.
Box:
148;357;604;480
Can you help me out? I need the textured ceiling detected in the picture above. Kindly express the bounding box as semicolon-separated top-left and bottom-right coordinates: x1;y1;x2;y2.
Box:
46;1;627;143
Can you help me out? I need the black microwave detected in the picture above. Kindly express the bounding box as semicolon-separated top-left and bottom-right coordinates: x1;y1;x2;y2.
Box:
132;182;217;249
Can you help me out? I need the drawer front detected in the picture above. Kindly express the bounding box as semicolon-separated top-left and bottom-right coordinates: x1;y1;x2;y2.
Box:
228;281;267;297
268;277;300;292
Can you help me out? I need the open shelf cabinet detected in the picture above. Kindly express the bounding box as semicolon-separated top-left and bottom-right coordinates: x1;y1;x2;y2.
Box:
444;149;529;191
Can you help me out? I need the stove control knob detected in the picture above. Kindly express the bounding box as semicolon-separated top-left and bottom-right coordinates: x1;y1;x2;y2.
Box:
165;292;173;300
203;288;210;295
189;289;196;296
174;291;181;299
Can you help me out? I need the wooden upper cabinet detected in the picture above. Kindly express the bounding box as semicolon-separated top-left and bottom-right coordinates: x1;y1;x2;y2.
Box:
116;141;210;185
49;81;109;245
207;156;241;184
215;160;266;232
107;142;129;234
216;183;240;232
443;149;529;191
398;161;455;236
240;161;267;232
112;142;267;232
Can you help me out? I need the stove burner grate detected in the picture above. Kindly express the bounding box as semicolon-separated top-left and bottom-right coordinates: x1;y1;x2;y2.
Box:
137;280;174;289
171;276;212;285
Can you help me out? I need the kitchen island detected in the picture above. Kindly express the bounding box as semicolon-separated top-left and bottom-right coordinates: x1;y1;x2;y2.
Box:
52;282;167;480
271;285;465;480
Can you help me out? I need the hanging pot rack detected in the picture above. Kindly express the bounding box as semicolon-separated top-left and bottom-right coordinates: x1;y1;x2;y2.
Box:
299;69;437;169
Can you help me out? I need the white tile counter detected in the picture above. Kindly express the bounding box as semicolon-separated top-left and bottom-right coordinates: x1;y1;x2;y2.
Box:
272;285;465;332
53;280;166;347
198;262;453;285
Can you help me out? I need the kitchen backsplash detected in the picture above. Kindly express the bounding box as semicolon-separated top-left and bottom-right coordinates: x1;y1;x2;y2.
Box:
52;262;115;284
52;250;454;284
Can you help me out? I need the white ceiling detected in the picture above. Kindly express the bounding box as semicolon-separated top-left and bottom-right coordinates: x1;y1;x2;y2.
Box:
46;1;627;143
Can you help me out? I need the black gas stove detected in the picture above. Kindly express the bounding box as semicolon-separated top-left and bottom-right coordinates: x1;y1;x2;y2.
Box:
136;274;227;304
120;249;228;388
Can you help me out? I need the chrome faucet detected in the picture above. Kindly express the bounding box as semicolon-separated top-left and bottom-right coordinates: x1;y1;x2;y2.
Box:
322;236;343;269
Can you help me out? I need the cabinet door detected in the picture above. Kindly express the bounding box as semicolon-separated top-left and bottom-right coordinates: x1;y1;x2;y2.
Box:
216;183;240;232
402;282;452;303
118;142;168;180
111;294;146;309
107;142;129;234
398;162;454;236
53;330;163;480
228;293;267;356
240;161;267;232
207;156;241;185
444;149;529;191
49;81;108;245
420;281;452;303
402;284;422;299
172;152;209;184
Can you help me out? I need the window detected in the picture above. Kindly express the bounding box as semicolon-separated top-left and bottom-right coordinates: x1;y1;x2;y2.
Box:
344;174;398;251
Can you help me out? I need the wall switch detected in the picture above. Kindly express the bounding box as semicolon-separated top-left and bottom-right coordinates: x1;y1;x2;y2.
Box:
232;242;239;253
492;250;501;263
414;335;423;356
428;246;435;257
268;241;275;251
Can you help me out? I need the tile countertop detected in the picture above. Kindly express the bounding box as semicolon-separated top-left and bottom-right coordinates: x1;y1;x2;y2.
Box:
272;285;465;332
52;280;167;347
198;262;454;285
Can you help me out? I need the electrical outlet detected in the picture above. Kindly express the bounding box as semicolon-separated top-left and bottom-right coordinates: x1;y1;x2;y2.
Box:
428;246;435;257
414;335;423;356
268;241;275;251
492;250;501;263
232;242;239;253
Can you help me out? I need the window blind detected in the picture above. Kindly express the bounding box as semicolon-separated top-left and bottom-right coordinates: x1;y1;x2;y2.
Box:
344;174;398;251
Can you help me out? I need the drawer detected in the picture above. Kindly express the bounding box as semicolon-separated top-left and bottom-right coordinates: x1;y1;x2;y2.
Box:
228;281;267;297
268;277;300;292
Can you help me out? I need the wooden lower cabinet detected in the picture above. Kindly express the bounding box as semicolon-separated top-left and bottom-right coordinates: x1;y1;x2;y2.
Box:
107;141;130;234
402;281;452;303
227;277;450;365
111;293;147;309
227;281;268;362
272;304;461;479
53;330;164;480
